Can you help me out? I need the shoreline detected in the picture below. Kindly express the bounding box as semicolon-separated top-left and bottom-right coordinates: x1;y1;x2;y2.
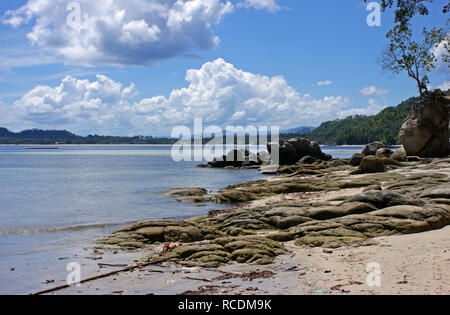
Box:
40;153;450;295
45;225;450;295
0;144;395;148
4;144;448;295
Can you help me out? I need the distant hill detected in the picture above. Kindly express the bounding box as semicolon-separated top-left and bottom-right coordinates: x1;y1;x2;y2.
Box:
283;126;316;134
3;129;79;140
281;96;419;145
0;128;177;145
0;127;13;138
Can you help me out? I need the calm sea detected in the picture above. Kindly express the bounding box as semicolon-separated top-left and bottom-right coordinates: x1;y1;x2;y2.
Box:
0;145;361;294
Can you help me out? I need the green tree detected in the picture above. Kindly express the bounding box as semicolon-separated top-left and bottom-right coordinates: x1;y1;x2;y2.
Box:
380;25;448;96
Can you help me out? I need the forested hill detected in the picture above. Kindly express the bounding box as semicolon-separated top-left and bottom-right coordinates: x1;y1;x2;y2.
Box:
0;128;177;144
0;128;78;140
283;96;419;145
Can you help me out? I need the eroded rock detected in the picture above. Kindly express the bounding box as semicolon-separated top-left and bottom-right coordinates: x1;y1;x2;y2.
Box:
358;156;386;173
268;138;332;165
400;92;450;157
362;142;386;156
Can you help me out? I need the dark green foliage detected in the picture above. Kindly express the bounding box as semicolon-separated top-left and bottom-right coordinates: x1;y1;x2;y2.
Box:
0;129;178;145
283;96;419;145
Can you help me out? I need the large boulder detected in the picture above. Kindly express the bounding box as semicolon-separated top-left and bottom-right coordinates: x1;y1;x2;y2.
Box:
362;142;386;156
359;156;386;173
400;92;450;157
267;138;332;165
375;148;393;159
349;153;364;166
391;146;407;162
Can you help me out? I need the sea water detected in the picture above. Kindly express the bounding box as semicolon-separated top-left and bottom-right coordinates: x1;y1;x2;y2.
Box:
0;145;361;294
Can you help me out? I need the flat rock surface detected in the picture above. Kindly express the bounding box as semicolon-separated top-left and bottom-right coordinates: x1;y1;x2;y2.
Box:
41;157;450;295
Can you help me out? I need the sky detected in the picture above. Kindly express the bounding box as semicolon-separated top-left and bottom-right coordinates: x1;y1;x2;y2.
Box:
0;0;448;136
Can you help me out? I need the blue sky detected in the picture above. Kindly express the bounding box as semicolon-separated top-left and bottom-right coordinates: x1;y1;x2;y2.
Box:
0;0;448;136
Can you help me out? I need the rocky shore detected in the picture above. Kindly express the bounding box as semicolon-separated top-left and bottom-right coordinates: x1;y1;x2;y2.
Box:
38;145;443;295
54;93;449;295
99;147;450;264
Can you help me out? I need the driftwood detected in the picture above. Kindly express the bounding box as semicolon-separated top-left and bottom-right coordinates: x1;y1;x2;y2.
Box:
98;263;129;268
30;257;169;295
183;276;213;283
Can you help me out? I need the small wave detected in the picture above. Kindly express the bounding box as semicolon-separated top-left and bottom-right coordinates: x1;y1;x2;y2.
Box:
0;222;136;236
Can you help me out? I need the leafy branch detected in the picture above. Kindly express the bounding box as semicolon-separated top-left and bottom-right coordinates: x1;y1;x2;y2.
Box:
380;25;448;96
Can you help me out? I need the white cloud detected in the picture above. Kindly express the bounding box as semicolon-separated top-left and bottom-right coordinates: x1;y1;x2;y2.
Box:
237;0;281;12
127;59;351;133
437;80;450;91
359;86;389;96
9;75;137;134
3;59;383;135
2;0;234;66
339;98;386;118
431;39;449;73
0;98;15;126
317;80;332;86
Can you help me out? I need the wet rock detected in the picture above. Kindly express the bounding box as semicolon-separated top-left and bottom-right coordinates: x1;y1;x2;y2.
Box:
381;157;403;166
299;155;316;164
157;236;286;267
207;149;261;168
174;196;209;203
362;142;386;156
391;147;407;162
376;148;393;158
307;202;378;220
349;153;364;166
100;220;208;246
294;228;372;249
419;186;450;199
268;138;331;165
210;190;260;204
363;185;382;192
160;188;208;197
346;190;423;209
266;215;312;230
211;181;327;204
327;159;347;167
358;156;386;173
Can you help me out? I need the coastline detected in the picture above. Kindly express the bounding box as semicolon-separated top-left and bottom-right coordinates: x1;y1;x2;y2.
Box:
1;144;368;147
36;152;450;295
44;225;450;295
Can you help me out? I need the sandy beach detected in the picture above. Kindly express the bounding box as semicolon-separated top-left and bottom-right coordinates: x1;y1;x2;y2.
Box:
45;225;450;295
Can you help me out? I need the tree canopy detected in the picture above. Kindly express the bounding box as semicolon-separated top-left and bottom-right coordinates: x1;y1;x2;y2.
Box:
381;25;447;96
283;96;420;145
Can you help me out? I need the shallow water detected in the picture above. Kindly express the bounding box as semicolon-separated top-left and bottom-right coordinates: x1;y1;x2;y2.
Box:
0;145;360;294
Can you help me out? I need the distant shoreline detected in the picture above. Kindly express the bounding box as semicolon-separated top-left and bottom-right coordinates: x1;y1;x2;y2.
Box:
0;144;397;148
